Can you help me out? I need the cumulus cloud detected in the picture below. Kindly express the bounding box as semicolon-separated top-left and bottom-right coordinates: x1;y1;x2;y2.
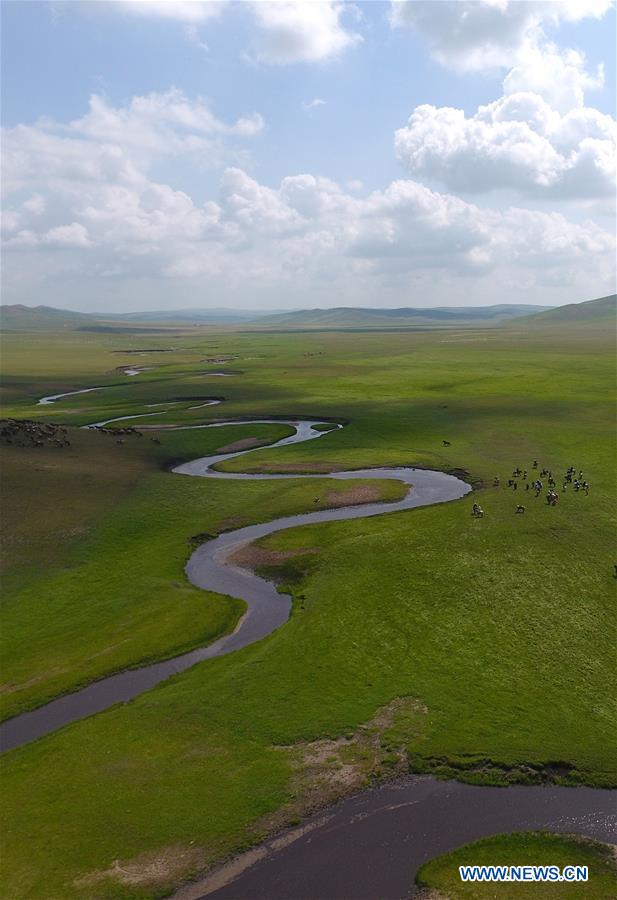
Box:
71;90;263;157
389;0;614;204
502;41;604;112
99;1;362;65
389;0;613;73
395;92;616;201
2;89;263;197
2;105;614;308
393;1;616;206
249;2;362;64
43;222;93;247
6;222;92;248
116;1;225;24
23;194;47;216
3;86;614;310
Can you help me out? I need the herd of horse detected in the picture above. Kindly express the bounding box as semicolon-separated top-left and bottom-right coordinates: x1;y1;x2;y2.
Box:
472;460;589;518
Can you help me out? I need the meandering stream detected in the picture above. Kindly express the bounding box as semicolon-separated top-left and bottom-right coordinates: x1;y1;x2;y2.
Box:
183;778;617;900
3;396;615;899
0;418;469;752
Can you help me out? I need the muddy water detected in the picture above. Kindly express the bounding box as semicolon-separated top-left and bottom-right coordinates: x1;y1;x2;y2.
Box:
0;420;469;752
179;778;617;900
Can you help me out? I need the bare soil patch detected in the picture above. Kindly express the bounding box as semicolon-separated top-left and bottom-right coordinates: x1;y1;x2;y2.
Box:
75;844;206;892
262;696;427;831
323;484;387;506
228;544;314;570
215;437;264;453
171;698;427;898
231;461;340;474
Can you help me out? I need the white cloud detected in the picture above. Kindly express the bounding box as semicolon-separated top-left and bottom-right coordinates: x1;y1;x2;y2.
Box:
2;89;263;198
103;1;362;65
71;90;264;157
184;23;210;52
23;194;47;216
3;89;614;310
389;0;613;73
6;222;92;248
43;222;92;247
117;1;225;24
250;1;362;64
502;42;604;112
394;91;616;201
303;98;327;111
393;2;615;207
3;137;613;307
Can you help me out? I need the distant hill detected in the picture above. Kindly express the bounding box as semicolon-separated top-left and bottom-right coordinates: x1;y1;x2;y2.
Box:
0;305;270;331
100;308;261;323
249;304;552;329
2;298;612;332
0;304;92;331
0;304;263;332
511;294;616;326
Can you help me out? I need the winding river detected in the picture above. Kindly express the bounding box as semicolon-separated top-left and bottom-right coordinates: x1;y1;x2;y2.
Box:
3;400;615;900
0;418;469;753
178;778;617;900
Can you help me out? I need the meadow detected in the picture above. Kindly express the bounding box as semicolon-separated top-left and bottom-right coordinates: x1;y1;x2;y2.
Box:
0;310;615;898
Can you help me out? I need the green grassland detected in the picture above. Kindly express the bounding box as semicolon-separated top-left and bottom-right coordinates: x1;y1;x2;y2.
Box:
415;832;617;898
1;423;405;718
0;309;615;898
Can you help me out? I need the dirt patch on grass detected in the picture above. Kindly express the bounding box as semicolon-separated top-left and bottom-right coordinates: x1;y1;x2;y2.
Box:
216;515;249;532
228;544;315;570
75;843;206;892
223;461;341;474
261;697;427;832
171;698;427;899
323;484;390;507
215;437;264;453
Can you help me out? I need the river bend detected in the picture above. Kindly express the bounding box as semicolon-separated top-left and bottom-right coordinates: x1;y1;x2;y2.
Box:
0;419;469;752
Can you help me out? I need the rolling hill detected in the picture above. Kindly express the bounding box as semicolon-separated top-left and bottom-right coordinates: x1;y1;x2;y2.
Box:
0;305;92;331
2;297;612;332
511;294;616;326
248;304;552;329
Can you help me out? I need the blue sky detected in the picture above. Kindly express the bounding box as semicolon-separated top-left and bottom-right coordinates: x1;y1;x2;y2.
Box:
2;1;616;312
